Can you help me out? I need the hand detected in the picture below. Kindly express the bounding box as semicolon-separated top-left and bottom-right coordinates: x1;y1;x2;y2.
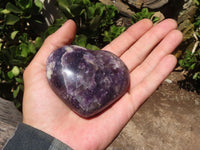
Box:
23;19;182;150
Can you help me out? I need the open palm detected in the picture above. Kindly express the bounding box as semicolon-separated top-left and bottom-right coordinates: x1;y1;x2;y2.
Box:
22;19;182;150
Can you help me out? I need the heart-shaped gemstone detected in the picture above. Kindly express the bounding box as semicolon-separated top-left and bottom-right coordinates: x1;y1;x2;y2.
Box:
46;45;129;118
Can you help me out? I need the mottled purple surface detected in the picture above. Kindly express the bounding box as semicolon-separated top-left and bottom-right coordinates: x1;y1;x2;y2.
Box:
46;45;129;118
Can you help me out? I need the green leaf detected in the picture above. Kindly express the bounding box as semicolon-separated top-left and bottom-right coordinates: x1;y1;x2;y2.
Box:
69;4;83;16
194;0;200;5
57;0;74;17
86;44;100;50
15;0;33;10
132;8;156;23
6;2;22;13
7;71;14;79
87;6;96;19
178;59;184;67
0;43;2;51
11;66;20;76
11;31;19;40
35;37;43;48
193;72;198;80
20;43;28;57
19;33;28;42
57;0;70;9
15;77;23;84
73;34;87;47
6;14;20;25
96;3;105;16
15;100;22;108
0;9;10;14
13;85;20;98
34;0;43;11
194;20;200;27
152;16;160;24
190;63;196;70
103;25;125;42
82;0;91;5
19;42;36;57
89;15;101;28
28;43;36;54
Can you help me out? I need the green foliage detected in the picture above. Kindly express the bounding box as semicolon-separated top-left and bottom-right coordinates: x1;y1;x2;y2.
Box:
0;0;126;107
179;2;200;82
194;0;200;5
0;0;44;107
194;2;200;29
179;50;200;80
132;8;160;24
51;0;121;48
73;34;100;50
43;19;66;38
102;25;126;43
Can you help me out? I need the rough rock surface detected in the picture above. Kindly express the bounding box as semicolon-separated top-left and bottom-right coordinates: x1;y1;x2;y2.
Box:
0;98;22;148
107;71;200;150
124;0;169;9
100;0;134;16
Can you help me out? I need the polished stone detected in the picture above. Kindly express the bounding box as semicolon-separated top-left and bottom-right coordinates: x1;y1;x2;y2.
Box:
46;45;129;118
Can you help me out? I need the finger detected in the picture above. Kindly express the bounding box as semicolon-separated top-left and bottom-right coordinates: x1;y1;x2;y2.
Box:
130;29;183;89
33;20;77;66
130;54;177;111
102;19;153;56
120;19;177;72
86;55;177;148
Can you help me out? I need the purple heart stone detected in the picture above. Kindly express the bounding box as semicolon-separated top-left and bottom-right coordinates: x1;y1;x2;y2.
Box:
46;45;129;118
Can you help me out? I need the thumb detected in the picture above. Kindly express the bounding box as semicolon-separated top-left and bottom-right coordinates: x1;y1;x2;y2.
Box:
33;19;77;66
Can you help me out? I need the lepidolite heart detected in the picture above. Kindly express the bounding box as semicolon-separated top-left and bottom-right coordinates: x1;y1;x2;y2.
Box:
46;45;129;118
